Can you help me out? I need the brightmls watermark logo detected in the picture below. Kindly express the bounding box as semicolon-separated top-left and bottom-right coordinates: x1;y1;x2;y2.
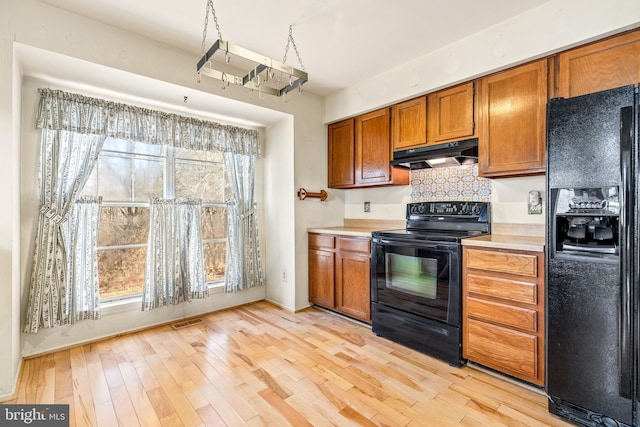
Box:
0;405;69;426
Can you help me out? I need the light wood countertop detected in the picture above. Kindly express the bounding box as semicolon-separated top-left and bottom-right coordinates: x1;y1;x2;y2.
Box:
307;226;390;238
462;234;545;252
309;221;546;251
308;219;405;238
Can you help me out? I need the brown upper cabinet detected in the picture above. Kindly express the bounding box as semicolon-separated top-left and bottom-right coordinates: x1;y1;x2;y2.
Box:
391;82;476;152
329;108;408;188
333;28;640;182
479;59;548;177
427;81;476;143
356;108;393;186
557;30;640;99
328;118;356;188
391;96;427;151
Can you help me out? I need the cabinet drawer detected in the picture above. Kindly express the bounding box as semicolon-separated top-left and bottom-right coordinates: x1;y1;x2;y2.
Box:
336;237;370;254
466;297;537;332
465;249;538;277
466;273;537;305
309;234;335;249
465;319;538;380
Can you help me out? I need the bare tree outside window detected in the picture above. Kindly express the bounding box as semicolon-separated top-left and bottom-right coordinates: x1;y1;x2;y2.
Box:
81;139;227;301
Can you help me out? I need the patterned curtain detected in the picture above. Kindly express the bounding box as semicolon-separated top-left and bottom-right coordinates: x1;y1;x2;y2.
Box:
26;88;263;331
24;130;106;333
36;88;261;156
142;198;208;310
224;152;264;293
62;196;103;323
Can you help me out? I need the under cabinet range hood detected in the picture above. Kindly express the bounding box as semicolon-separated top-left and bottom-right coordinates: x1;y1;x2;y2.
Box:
391;138;478;170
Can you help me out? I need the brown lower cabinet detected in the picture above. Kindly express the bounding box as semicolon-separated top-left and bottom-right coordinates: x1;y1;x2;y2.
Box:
308;233;371;323
462;246;545;386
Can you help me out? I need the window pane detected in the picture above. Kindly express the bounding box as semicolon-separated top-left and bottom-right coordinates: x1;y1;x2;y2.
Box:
98;207;149;246
175;160;225;202
98;247;146;300
134;157;164;201
98;155;132;201
103;138;132;152
202;207;226;239
132;141;163;156
175;148;223;163
204;242;226;282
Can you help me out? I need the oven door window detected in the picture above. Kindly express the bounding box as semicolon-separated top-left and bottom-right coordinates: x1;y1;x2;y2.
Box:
386;253;438;299
373;241;458;323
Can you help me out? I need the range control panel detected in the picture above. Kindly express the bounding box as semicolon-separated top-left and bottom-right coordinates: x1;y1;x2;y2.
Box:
408;201;488;217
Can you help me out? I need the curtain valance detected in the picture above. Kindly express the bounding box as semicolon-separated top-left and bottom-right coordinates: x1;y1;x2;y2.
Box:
36;88;262;157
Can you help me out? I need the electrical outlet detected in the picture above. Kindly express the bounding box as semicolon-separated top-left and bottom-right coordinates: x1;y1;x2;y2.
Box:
528;190;542;215
364;201;371;212
282;270;287;282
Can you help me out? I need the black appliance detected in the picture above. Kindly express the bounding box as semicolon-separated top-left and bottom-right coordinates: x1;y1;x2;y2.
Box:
371;201;490;366
546;85;638;426
391;138;479;170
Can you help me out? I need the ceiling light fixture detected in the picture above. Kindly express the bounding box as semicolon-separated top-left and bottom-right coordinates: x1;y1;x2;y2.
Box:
196;0;308;99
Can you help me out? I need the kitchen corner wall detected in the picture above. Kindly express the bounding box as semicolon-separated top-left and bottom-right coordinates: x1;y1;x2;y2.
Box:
490;175;546;225
345;165;546;227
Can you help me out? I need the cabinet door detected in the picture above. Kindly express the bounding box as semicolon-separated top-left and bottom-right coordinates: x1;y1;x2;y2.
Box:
309;249;335;308
557;29;640;98
391;96;427;151
356;108;392;186
427;82;475;143
328;118;355;188
465;319;539;383
479;59;547;177
335;251;371;322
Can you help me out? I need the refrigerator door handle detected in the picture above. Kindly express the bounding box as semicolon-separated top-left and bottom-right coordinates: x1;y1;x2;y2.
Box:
618;105;633;400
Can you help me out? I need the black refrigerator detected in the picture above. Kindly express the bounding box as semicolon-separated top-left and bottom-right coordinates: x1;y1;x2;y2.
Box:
546;85;638;426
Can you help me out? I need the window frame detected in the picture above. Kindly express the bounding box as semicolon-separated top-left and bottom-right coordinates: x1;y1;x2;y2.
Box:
87;139;227;303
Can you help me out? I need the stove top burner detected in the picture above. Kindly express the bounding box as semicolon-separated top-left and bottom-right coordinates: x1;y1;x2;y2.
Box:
371;228;484;243
373;201;491;242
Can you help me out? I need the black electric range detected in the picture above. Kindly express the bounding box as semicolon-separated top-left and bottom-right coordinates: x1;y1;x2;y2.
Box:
370;201;490;365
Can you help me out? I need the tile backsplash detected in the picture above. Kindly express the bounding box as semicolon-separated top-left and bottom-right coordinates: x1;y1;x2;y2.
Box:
410;164;492;202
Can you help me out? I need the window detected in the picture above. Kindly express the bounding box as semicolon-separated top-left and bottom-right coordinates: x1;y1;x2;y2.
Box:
82;138;227;301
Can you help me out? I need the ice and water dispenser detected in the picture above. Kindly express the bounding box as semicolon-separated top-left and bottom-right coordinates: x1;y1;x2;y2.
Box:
551;186;620;261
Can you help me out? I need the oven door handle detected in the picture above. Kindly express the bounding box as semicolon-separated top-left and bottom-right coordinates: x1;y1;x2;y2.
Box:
373;238;456;251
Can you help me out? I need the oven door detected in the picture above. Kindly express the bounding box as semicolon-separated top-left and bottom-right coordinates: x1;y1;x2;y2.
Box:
371;236;460;326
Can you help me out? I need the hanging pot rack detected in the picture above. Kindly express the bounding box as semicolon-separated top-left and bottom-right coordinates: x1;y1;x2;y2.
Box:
196;0;308;98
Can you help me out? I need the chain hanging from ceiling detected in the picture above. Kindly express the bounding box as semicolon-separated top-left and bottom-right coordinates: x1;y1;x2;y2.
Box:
196;0;308;99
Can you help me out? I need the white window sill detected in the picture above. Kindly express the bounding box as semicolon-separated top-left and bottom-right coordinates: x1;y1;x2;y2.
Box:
100;282;225;316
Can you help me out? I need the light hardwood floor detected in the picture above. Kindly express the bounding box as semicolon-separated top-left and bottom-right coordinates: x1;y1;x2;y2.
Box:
7;301;572;426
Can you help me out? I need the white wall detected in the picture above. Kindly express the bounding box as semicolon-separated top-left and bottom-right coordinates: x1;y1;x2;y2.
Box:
344;186;411;220
292;111;345;310
325;0;640;122
0;28;23;401
491;176;546;225
0;0;339;398
264;117;296;310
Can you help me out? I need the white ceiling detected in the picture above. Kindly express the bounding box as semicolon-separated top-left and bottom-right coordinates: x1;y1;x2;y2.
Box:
39;0;552;97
